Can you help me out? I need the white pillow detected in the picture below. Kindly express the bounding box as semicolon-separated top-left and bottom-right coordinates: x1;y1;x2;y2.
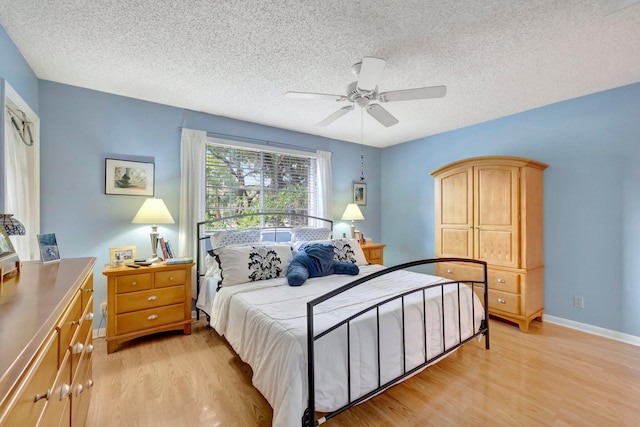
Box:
291;227;332;242
293;238;368;266
209;228;261;249
213;244;293;286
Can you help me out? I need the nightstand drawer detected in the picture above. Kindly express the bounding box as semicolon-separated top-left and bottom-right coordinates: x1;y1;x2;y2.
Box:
115;304;186;335
115;286;186;314
115;273;152;293
155;269;187;288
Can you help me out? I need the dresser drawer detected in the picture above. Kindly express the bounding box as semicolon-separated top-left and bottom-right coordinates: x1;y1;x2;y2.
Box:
436;262;484;282
115;286;186;314
155;269;187;288
0;332;59;427
80;273;94;313
368;248;384;264
57;292;82;365
115;304;187;335
487;269;520;293
115;273;152;293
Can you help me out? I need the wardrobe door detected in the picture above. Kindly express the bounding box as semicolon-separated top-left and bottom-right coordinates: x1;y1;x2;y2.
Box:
434;165;473;258
474;164;519;268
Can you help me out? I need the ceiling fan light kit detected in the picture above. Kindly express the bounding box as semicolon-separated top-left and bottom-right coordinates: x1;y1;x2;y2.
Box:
286;56;447;128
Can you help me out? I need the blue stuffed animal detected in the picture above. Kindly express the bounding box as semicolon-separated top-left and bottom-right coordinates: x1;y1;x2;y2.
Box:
286;243;359;286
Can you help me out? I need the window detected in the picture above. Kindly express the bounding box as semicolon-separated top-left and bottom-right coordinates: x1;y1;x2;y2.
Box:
205;140;318;227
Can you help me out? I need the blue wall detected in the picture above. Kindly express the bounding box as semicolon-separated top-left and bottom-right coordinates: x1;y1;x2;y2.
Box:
37;81;381;324
382;83;640;336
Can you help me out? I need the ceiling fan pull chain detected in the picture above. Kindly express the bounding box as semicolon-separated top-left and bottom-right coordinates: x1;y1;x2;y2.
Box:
360;108;365;181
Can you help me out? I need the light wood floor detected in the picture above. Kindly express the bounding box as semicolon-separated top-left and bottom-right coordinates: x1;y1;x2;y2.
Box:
87;318;640;426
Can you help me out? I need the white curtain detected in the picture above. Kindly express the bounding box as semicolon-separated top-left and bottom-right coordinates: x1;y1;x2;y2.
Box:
178;128;207;294
4;112;36;260
316;150;332;221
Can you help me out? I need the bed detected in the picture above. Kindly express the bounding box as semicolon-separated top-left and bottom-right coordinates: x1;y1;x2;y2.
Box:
195;213;489;427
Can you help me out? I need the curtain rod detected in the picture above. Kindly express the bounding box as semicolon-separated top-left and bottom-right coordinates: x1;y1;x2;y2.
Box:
206;131;320;153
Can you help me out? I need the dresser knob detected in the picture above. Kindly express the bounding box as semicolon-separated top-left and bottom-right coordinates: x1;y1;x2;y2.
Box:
148;295;158;301
446;269;453;274
86;312;94;320
86;344;94;353
497;298;506;304
34;389;51;402
147;314;158;320
75;384;84;396
70;319;81;326
73;343;84;354
60;384;71;400
169;276;174;281
87;379;94;388
496;278;506;283
131;281;137;286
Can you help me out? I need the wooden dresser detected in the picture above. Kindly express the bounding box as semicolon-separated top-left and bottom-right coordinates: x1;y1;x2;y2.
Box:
431;156;547;332
360;242;385;265
0;257;97;427
102;262;193;354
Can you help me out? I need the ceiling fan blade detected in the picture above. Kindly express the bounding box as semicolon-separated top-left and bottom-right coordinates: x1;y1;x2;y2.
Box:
286;91;345;101
357;57;386;92
317;105;354;127
366;104;399;127
378;85;447;102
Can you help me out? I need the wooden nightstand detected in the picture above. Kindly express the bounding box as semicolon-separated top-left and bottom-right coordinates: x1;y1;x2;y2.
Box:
360;242;386;265
102;262;194;353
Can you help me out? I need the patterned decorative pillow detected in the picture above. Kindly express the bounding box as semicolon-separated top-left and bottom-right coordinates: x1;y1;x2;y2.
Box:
213;244;293;286
292;238;368;266
332;239;368;266
291;227;332;242
209;228;262;250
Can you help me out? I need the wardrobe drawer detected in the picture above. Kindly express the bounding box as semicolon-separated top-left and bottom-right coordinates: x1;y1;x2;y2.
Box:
115;286;186;314
115;304;186;335
436;262;484;282
487;269;520;293
486;289;520;315
115;273;152;294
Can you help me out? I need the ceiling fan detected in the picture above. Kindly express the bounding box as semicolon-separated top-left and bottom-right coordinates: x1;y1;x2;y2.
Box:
285;57;446;128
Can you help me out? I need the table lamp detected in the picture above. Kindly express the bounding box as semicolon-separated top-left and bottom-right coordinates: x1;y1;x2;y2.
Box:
341;203;364;238
1;214;26;236
132;198;175;262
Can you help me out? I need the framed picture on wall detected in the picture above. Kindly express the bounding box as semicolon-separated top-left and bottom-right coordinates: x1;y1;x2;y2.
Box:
105;158;155;196
353;182;367;206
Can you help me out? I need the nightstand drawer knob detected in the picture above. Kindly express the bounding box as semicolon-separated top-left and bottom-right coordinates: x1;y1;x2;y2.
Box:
87;379;94;389
86;312;94;320
86;344;94;353
34;389;51;402
169;276;174;281
84;288;94;293
73;343;84;354
147;314;158;320
446;269;453;274
75;384;84;396
496;278;506;283
131;281;137;286
497;298;506;304
148;295;158;301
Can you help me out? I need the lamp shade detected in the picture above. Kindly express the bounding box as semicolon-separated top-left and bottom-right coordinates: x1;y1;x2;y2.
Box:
341;204;364;221
1;214;26;236
132;198;175;225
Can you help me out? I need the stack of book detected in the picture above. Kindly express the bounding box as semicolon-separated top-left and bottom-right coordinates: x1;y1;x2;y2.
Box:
165;257;193;265
159;237;175;259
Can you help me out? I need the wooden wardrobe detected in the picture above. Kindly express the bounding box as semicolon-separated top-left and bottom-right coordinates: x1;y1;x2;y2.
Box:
431;156;547;332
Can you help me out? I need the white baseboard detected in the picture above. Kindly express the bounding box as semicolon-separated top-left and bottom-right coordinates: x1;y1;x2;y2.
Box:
545;315;640;347
93;327;106;340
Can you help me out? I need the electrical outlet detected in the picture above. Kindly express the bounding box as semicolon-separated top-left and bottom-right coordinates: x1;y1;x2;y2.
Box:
573;296;584;309
100;302;108;316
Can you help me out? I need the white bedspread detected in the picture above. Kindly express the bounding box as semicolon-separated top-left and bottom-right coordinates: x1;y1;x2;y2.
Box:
207;264;484;427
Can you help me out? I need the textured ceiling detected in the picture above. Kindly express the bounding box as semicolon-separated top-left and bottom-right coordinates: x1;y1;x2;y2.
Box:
1;0;639;147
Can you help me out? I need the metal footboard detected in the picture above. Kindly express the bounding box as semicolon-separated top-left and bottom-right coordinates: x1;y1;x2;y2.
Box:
304;258;489;426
